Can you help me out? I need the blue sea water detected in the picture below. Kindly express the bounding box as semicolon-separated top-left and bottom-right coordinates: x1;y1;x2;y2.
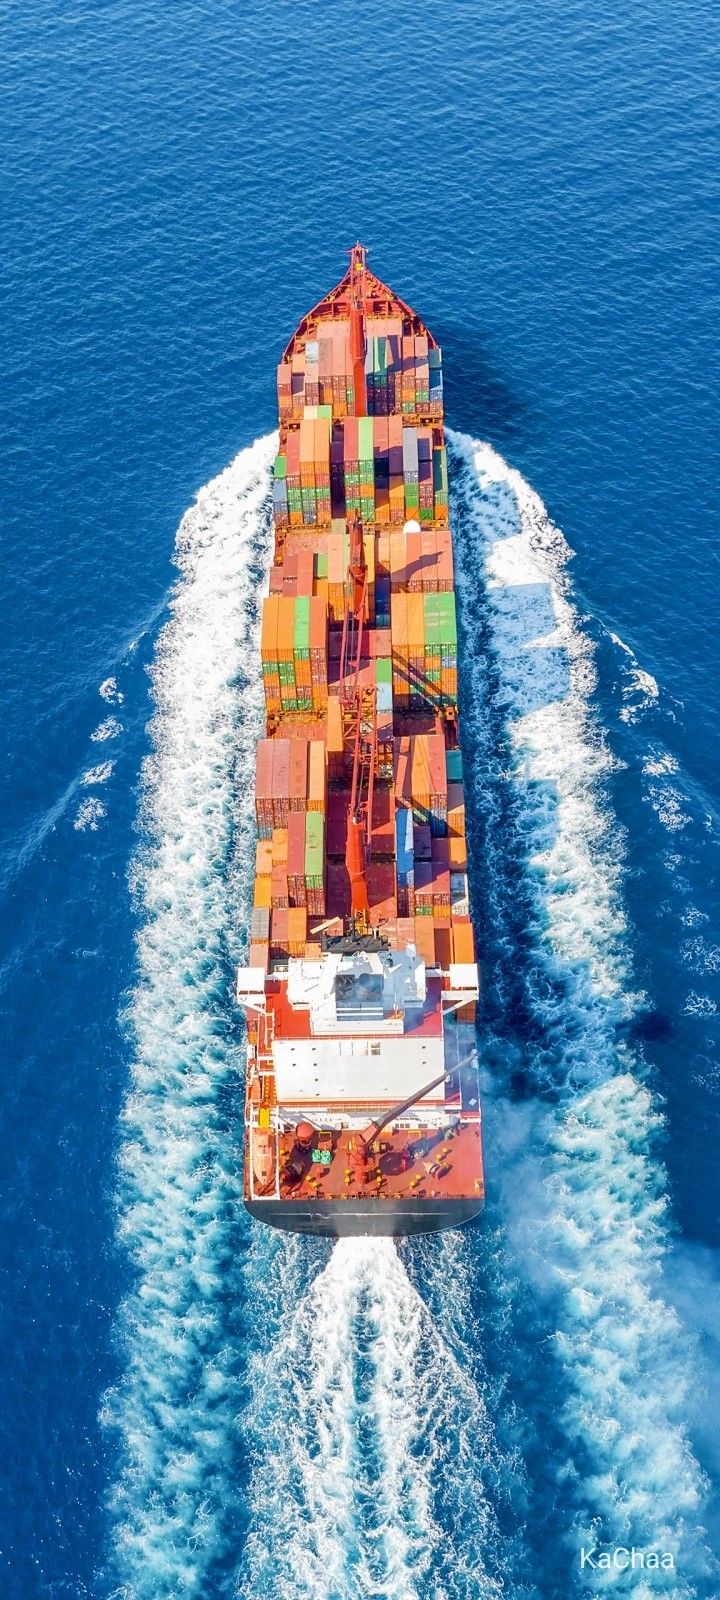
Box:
1;1;719;1596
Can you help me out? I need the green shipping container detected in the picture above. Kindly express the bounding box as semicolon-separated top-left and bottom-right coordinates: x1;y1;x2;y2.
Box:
294;596;311;654
315;551;328;580
304;811;324;880
274;454;287;480
358;416;374;461
375;657;393;684
436;593;457;645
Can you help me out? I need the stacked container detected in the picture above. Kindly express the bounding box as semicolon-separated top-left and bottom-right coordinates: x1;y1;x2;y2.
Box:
260;594;328;714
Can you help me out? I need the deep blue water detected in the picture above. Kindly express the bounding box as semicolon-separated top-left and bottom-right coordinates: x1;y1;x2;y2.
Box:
1;2;719;1596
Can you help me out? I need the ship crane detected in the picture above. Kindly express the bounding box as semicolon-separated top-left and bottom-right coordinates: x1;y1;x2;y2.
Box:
340;511;377;932
349;241;368;418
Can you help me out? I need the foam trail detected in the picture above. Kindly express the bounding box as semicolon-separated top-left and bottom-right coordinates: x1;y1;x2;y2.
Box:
239;1239;504;1600
449;432;709;1592
104;433;276;1596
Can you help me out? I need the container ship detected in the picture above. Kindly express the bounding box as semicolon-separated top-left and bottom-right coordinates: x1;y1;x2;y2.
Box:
236;245;484;1236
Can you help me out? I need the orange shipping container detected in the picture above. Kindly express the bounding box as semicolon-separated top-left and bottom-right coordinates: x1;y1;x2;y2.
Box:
288;739;308;810
249;941;269;973
452;916;475;964
447;782;465;838
254;874;271;909
261;594;280;659
414;916;436;966
287;906;308;956
271;828;288;866
327;696;344;779
276;596;295;661
308;740;326;810
448;832;468;871
255;838;273;876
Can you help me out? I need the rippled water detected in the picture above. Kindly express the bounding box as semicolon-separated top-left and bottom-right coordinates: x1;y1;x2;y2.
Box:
2;2;718;1596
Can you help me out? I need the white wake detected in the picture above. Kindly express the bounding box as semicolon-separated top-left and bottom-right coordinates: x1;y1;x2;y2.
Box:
238;1237;504;1600
105;434;276;1595
449;431;708;1593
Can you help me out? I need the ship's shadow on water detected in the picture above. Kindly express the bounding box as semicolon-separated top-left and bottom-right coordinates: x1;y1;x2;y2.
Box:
431;320;528;447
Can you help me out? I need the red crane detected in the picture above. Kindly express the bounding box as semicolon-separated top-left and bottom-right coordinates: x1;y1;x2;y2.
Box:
341;512;377;928
349;242;367;418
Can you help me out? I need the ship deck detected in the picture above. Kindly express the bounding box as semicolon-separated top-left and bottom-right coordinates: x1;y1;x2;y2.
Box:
275;1118;483;1204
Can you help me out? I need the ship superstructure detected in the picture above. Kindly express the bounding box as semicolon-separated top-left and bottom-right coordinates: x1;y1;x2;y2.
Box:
236;245;484;1235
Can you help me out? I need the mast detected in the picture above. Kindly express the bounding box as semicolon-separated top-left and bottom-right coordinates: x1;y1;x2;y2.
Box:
349;242;367;418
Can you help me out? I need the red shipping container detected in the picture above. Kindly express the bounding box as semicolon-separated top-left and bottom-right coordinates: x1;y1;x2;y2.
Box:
271;866;289;909
427;734;447;799
326;788;350;856
326;860;351;919
366;861;396;924
283;546;299;592
393;737;413;806
431;835;449;867
297;548;315;596
370;783;394;857
272;739;291;826
287;810;307;907
434;927;453;971
288;739;308;810
270;906;290;956
415;859;434;913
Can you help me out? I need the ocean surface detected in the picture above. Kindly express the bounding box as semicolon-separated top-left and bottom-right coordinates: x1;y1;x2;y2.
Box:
1;1;719;1596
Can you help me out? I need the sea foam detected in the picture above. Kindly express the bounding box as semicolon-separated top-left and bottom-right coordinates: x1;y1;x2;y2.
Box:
104;434;276;1595
448;431;708;1592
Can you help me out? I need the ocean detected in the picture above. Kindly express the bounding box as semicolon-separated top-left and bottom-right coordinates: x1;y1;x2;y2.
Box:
1;1;719;1596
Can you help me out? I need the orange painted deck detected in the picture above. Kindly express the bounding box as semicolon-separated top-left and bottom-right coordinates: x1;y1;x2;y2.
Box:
274;1121;483;1204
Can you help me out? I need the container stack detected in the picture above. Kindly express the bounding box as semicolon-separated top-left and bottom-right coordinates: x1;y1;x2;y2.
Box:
429;347;443;408
410;733;447;836
304;811;325;915
390;589;457;709
273;454;288;530
258;277;471;981
277;362;292;422
359;417;375;522
402;429;419;519
261;594;328;715
418;429;433;522
433;443;449;523
447;781;467;869
254;739;327;928
276;418;450;530
275;322;448;425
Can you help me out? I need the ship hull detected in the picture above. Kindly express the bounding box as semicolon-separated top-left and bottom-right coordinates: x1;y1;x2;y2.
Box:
245;1197;484;1237
238;245;486;1239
